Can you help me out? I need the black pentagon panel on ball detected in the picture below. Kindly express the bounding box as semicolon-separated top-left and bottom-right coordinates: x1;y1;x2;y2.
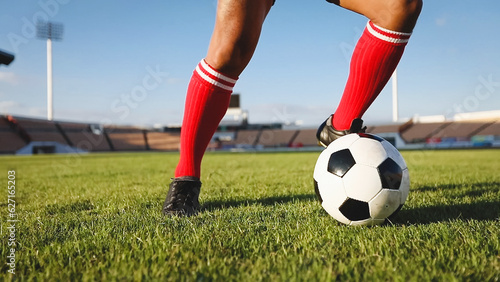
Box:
339;198;370;221
327;149;356;177
357;133;385;142
378;158;403;190
314;180;323;204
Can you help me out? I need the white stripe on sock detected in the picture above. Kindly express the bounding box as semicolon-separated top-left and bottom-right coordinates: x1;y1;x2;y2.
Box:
366;22;410;44
195;64;234;91
199;59;237;84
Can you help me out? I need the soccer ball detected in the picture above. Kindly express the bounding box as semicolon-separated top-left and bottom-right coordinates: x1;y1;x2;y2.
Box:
313;133;409;226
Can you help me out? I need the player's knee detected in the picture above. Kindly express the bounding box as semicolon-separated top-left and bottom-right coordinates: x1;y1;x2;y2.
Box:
402;0;423;18
207;41;256;77
391;0;423;22
375;0;423;31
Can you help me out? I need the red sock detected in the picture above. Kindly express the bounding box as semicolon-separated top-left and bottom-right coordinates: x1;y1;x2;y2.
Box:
175;59;237;178
333;21;412;130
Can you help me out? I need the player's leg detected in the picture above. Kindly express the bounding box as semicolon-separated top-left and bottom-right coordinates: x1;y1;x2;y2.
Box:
318;0;422;146
163;0;274;216
205;0;274;77
327;0;422;32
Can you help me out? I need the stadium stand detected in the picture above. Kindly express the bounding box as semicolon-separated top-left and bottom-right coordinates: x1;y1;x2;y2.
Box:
293;129;320;147
58;122;111;152
367;124;403;134
400;122;452;143
257;129;299;148
474;121;500;136
104;126;148;151
0;115;185;154
220;129;262;148
0;116;27;153
12;116;68;145
430;122;494;139
146;132;180;151
2;113;500;154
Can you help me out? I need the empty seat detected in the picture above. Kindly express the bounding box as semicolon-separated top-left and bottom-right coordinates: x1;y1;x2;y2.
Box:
147;132;180;151
58;122;111;152
474;122;500;136
0;132;26;153
14;117;68;144
430;122;489;139
258;129;298;147
292;129;319;147
400;122;451;143
368;124;402;134
105;126;146;151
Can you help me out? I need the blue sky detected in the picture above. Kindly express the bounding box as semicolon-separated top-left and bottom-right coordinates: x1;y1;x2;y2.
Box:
1;0;500;127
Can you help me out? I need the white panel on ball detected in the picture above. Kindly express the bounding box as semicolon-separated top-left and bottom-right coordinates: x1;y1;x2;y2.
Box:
369;189;401;219
327;133;360;152
381;141;407;169
342;164;382;202
350;218;376;226
313;152;331;180
323;200;351;225
317;174;351;224
317;173;345;204
349;138;388;168
400;169;410;203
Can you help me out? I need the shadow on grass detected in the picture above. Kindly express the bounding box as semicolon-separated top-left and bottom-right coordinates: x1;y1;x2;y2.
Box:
413;181;500;193
202;193;317;212
202;191;499;225
390;200;500;225
392;181;500;224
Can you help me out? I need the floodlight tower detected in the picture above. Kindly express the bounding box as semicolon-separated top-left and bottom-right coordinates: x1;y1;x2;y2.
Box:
392;69;399;123
0;50;15;66
37;21;63;121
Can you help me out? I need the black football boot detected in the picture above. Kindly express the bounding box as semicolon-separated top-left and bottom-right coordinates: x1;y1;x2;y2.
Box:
316;115;366;148
162;176;201;216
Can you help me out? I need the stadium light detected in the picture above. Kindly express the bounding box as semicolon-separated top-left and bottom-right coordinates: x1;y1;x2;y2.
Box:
392;69;398;123
37;21;63;121
0;50;15;66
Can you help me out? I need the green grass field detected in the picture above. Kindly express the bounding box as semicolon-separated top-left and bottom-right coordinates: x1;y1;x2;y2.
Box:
1;149;499;281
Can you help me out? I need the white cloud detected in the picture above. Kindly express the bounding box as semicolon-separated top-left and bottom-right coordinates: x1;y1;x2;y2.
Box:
435;16;448;27
0;101;20;113
0;71;19;85
26;107;46;117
